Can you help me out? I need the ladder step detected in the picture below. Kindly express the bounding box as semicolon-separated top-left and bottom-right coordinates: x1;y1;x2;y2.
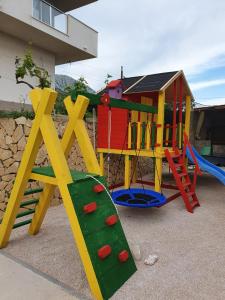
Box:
190;200;199;208
20;199;39;208
16;209;35;219
13;219;32;229
178;172;187;177
172;154;181;159
0;202;37;225
174;163;183;168
187;191;195;197
24;188;43;196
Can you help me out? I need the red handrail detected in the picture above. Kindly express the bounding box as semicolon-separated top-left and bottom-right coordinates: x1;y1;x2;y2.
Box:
183;132;202;176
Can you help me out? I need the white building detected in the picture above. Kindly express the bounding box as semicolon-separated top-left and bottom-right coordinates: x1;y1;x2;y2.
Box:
0;0;98;110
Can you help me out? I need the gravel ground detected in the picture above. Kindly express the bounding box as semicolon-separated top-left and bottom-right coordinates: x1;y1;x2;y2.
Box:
2;172;225;300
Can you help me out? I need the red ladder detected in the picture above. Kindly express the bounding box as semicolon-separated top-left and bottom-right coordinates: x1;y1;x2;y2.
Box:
165;133;202;213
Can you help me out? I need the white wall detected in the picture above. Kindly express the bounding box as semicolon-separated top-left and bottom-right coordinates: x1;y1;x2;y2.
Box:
0;31;55;105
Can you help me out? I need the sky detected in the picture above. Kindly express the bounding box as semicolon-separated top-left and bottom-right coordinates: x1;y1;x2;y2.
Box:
56;0;225;106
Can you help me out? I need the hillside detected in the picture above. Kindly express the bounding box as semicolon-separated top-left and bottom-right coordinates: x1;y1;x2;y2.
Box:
55;74;95;94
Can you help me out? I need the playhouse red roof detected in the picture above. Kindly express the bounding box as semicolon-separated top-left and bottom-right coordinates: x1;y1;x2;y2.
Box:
107;80;122;88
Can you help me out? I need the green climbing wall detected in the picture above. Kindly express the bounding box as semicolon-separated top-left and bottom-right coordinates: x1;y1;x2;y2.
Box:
68;175;137;300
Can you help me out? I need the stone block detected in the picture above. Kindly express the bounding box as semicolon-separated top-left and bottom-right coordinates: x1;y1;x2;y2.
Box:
15;116;27;125
18;136;26;151
0;118;16;136
0;167;5;176
24;125;31;136
0;191;5;203
9;144;18;154
25;119;32;127
12;125;23;143
6;162;19;174
2;174;15;182
3;158;14;168
0;149;12;161
0;181;7;190
5;182;13;193
14;151;23;162
5;135;13;145
0;129;9;150
0;202;6;211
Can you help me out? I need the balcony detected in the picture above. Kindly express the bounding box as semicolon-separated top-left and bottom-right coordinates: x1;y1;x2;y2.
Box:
32;0;67;34
0;0;98;64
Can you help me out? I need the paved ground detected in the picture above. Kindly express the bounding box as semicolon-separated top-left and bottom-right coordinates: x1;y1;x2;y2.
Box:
1;171;225;300
0;252;79;300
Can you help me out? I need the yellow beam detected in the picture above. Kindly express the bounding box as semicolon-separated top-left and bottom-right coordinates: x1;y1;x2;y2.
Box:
140;96;149;122
146;121;151;150
29;184;55;235
156;91;165;148
128;122;132;149
124;155;131;189
185;95;191;138
154;158;163;193
131;157;137;184
137;122;141;149
131;110;138;122
155;91;165;192
97;148;165;157
30;173;58;185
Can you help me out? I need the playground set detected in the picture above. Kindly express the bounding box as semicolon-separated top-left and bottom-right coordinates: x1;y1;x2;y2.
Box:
97;70;202;212
0;71;225;300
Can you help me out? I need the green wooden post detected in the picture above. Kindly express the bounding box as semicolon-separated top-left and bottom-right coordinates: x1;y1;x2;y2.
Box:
141;122;147;149
131;123;137;149
151;122;156;150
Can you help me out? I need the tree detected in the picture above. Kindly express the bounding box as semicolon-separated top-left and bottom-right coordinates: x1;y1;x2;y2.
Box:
15;49;51;89
75;76;89;94
55;77;89;115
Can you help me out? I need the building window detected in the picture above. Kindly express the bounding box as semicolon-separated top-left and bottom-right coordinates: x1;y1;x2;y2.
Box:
32;0;67;34
33;0;41;19
41;1;51;24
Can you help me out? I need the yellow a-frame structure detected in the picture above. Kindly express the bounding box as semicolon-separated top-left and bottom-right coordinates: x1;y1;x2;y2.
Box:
0;88;136;300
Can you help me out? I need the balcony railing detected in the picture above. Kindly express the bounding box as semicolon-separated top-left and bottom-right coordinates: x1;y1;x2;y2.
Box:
32;0;68;34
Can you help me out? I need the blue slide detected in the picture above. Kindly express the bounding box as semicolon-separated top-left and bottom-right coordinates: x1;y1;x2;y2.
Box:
186;146;225;185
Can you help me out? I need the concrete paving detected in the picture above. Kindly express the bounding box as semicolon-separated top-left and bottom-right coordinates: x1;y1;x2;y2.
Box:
0;253;79;300
2;171;225;300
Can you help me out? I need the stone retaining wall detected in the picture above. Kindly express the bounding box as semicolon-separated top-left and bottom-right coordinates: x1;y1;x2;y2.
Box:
0;116;153;217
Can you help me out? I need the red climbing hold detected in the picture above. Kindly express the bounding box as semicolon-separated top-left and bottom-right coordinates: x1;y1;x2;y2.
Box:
93;184;104;193
118;250;129;262
105;215;118;226
83;202;97;214
100;93;110;106
98;245;112;260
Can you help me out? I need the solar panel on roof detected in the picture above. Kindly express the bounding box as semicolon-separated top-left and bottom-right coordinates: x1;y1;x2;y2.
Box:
125;71;178;93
